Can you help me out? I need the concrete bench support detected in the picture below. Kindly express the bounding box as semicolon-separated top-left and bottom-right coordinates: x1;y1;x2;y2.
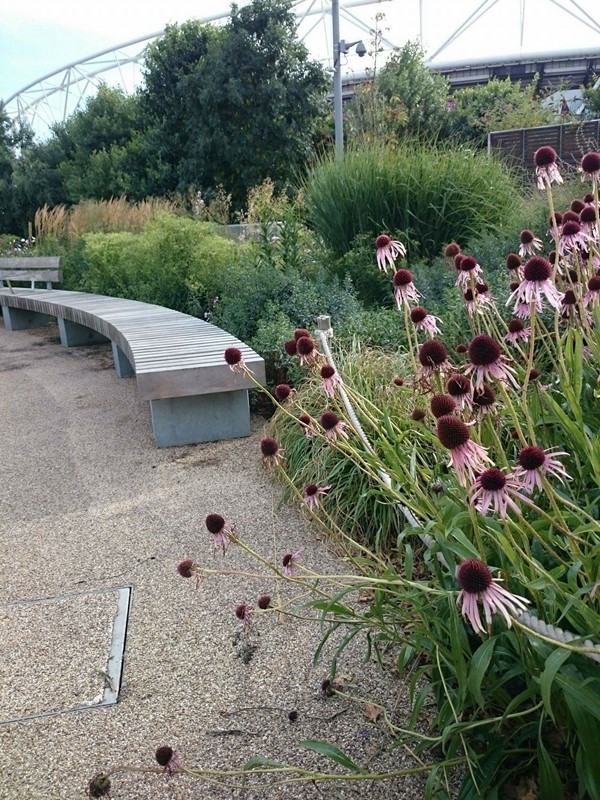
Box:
111;343;134;378
2;304;52;331
149;391;251;448
58;317;110;347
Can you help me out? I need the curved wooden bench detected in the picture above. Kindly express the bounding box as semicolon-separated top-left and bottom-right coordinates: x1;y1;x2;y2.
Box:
0;288;266;448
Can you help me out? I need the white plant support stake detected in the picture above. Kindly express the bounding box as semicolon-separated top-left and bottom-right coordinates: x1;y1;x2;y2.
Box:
314;315;600;665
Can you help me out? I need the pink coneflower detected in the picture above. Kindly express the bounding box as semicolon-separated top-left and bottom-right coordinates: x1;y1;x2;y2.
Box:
560;289;583;322
283;339;298;356
257;594;271;610
411;407;427;421
559;220;588;255
298;414;317;439
454;254;465;271
514;445;570;494
580;151;600;188
261;437;285;467
472;384;497;415
571;199;585;213
475;281;494;304
410;306;441;336
579;204;598;237
392;268;420;307
294;327;311;340
321;411;349;441
584;275;600;306
534;145;563;190
282;549;302;576
446;373;473;411
469;468;527;518
296;336;321;366
205;513;235;554
224;347;248;374
393;376;404;386
506;253;523;281
456;559;529;635
508;256;563;313
177;559;201;589
430;393;456;418
455;344;468;354
375;234;406;273
320;364;343;397
275;384;295;402
436;415;491;486
504;318;530;345
465;334;517;390
455;255;483;288
235;603;252;628
463;288;481;317
418;339;452;379
444;242;461;259
303;483;331;510
155;746;181;776
519;229;543;257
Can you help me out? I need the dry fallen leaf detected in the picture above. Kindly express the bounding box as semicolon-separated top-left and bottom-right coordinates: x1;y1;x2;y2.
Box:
363;703;382;723
359;589;375;603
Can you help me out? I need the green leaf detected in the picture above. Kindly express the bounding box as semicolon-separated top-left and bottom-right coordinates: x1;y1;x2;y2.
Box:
467;637;496;708
300;739;363;773
537;734;563;800
539;648;571;719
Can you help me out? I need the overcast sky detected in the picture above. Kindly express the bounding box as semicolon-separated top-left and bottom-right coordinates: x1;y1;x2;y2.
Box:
2;0;600;106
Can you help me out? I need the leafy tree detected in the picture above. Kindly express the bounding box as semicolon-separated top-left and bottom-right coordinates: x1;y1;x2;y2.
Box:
582;77;600;117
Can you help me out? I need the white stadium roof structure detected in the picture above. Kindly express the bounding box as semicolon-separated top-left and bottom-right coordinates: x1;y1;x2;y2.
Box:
4;0;600;139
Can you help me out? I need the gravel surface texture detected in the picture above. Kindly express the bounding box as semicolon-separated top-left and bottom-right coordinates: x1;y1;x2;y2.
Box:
0;320;428;799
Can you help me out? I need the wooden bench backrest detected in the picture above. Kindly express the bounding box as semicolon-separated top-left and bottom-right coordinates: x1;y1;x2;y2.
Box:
0;256;63;284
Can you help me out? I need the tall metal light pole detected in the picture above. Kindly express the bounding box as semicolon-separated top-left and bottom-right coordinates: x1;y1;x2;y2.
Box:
332;0;344;157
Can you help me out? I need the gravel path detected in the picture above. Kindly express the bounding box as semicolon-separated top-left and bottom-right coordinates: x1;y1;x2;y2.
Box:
0;320;428;799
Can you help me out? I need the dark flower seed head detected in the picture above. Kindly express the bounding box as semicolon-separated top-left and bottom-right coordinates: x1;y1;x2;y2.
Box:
393;376;404;386
298;414;312;426
296;336;315;356
534;145;558;167
459;255;477;273
523;257;552;282
473;384;496;407
464;288;475;302
445;242;461;258
155;746;175;767
518;445;545;470
549;250;557;262
476;281;489;293
224;347;242;366
393;268;413;287
294;328;311;341
430;394;456;418
570;199;585;213
283;339;298;356
563;290;577;305
457;559;493;594
455;343;468;354
588;276;600;291
528;368;541;380
520;229;535;244
88;774;111;798
581;151;600;174
177;560;194;579
509;281;521;291
411;407;426;421
506;253;522;271
436;415;470;450
568;268;579;283
282;553;293;568
550;212;563;227
235;603;250;620
447;373;471;396
321;411;340;430
510;428;521;439
580;205;597;224
305;483;319;496
376;234;391;248
562;220;582;236
561;210;580;224
479;468;506;491
321;365;335;379
454;254;465;270
257;595;271;609
508;318;525;333
205;513;225;534
468;334;501;366
584;192;594;203
288;709;299;722
418;339;448;367
275;384;292;401
410;306;427;323
261;437;279;457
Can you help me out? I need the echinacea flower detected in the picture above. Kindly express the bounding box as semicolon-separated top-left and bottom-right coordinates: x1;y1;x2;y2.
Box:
519;229;543;257
411;407;427;421
534;145;563;190
283;339;298;356
224;347;248;374
298;414;317;439
294;327;311;340
375;234;406;273
446;373;473;411
584;275;600;307
155;746;181;776
580;151;600;188
430;393;456;418
321;411;349;441
235;603;252;627
469;468;527;518
303;483;331;510
472;383;497;415
456;559;529;635
418;339;452;379
261;437;285;468
282;549;302;576
444;242;461;259
580;204;598;237
320;365;343;397
465;334;517;390
514;445;570;494
455;255;483;288
508;256;563;314
410;306;442;336
504;318;530;345
559;220;589;256
296;336;321;366
257;594;271;609
506;253;524;281
392;268;421;308
275;383;295;402
436;415;491;486
205;513;235;554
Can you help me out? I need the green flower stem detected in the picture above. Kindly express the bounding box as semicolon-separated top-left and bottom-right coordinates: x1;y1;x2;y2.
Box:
496;383;528;446
402;301;418;374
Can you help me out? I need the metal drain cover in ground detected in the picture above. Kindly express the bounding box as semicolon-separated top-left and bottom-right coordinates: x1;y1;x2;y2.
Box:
0;586;130;724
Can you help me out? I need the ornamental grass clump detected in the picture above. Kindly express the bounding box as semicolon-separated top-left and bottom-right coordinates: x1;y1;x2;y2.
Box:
96;151;600;798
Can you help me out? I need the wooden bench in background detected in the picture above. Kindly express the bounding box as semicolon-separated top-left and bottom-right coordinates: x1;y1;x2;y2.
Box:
0;256;63;289
0;288;266;448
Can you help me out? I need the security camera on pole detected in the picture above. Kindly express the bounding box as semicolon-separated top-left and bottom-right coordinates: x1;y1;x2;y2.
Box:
332;0;366;158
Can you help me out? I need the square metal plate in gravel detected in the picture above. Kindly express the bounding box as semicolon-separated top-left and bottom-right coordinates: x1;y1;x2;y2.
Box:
0;586;130;724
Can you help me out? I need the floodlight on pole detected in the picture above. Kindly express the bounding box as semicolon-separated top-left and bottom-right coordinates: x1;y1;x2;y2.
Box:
332;0;366;158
